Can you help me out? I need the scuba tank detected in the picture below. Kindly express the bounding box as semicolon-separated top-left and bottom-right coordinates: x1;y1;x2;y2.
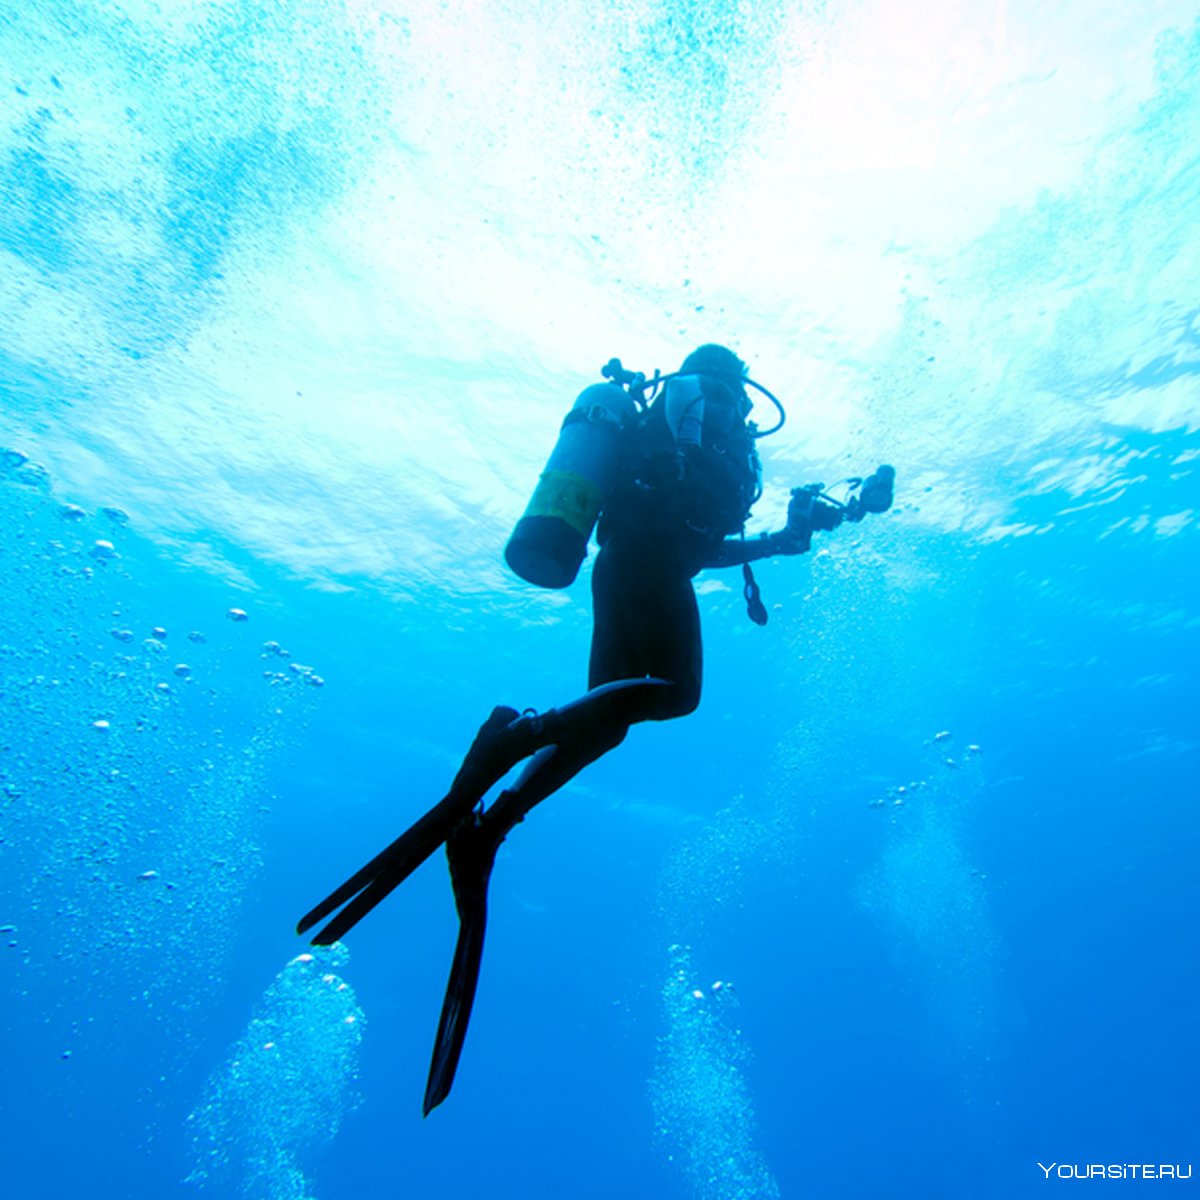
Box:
505;382;637;588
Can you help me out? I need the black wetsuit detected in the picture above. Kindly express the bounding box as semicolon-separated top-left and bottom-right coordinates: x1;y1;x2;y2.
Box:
586;376;762;722
299;362;892;1113
588;537;703;720
299;370;814;1115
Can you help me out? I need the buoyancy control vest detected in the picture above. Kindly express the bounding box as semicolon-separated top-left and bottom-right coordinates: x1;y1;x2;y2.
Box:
598;374;762;548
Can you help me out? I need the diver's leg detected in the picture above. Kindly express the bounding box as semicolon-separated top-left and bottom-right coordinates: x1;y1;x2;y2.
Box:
422;557;703;1109
480;590;703;844
415;680;674;1074
481;552;703;837
299;678;683;944
422;668;687;1105
588;544;702;714
479;728;625;839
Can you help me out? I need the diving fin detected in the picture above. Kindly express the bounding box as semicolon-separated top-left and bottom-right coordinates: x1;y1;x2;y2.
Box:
422;819;498;1116
297;705;523;945
300;791;471;945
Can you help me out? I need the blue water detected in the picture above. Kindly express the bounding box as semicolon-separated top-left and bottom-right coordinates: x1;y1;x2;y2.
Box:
2;2;1198;1197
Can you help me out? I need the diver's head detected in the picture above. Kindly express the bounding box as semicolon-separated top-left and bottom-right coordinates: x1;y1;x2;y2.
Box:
680;343;751;419
681;343;747;381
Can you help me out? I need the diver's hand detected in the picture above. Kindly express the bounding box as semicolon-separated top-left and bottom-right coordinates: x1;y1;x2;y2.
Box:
780;488;812;552
809;494;844;531
779;485;841;553
790;486;844;530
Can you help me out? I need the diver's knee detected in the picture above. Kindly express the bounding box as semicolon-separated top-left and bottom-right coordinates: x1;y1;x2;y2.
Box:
602;721;631;752
660;683;700;720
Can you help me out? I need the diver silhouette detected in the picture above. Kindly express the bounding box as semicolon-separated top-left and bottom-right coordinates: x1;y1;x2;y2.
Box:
298;344;894;1113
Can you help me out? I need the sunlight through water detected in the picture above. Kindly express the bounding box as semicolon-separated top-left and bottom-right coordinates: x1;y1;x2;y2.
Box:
2;2;1198;1197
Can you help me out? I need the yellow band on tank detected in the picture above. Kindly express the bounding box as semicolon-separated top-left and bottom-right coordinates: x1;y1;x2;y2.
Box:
524;469;603;537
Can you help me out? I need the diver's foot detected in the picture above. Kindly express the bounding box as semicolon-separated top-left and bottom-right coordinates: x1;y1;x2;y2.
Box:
446;812;502;915
453;706;519;787
466;705;522;758
457;705;557;788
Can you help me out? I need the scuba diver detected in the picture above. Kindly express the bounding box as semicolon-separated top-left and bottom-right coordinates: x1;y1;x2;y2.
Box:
298;344;894;1114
